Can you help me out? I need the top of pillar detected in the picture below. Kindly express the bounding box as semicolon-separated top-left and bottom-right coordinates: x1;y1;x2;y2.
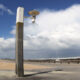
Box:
16;7;24;23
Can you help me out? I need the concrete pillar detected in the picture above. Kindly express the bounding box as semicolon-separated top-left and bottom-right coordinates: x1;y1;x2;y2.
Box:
16;7;24;77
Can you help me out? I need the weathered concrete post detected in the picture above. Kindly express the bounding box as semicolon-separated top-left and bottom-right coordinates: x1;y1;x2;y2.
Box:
16;7;24;77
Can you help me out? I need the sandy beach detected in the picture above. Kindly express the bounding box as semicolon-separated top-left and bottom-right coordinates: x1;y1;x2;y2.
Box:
0;59;80;80
0;60;51;70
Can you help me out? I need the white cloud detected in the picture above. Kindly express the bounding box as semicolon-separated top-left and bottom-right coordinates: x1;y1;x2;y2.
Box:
23;4;80;50
0;38;15;59
0;4;14;15
1;4;80;59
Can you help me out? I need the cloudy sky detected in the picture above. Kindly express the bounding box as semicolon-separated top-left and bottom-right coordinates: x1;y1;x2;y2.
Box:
0;0;80;59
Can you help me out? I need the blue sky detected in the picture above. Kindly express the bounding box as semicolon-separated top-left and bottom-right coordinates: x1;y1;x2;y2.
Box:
0;0;80;38
0;0;80;59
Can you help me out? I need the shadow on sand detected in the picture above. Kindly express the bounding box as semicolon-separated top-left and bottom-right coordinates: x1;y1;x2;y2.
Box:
24;70;52;77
